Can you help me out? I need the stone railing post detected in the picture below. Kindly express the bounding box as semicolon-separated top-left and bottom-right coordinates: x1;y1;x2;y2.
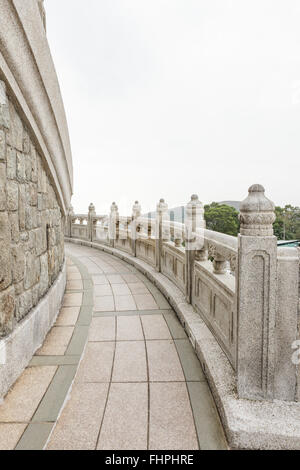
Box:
66;205;74;238
87;203;96;242
185;195;205;303
109;202;119;248
237;184;277;401
131;201;141;257
275;246;299;401
156;199;168;272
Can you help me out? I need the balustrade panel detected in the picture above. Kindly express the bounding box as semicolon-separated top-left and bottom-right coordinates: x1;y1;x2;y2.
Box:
161;242;186;294
192;260;236;368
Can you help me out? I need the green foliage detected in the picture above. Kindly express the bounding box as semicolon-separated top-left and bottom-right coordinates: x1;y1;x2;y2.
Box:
204;203;239;236
273;205;300;240
203;202;300;240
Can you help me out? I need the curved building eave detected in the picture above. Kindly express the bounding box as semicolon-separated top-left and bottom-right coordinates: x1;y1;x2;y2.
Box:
0;0;73;215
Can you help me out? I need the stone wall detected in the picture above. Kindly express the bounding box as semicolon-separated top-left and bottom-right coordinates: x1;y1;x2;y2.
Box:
0;80;64;338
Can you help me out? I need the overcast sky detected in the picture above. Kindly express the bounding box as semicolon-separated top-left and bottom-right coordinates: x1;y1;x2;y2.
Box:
46;0;300;215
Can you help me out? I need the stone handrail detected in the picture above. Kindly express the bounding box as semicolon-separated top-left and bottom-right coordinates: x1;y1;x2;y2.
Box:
65;186;300;403
202;228;238;274
72;215;88;224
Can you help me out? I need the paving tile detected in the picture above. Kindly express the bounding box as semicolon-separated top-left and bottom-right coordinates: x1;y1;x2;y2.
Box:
67;266;80;274
145;283;171;309
97;383;147;450
47;383;109;450
134;293;158;310
94;284;112;296
94;309;173;317
76;271;92;281
141;315;172;340
92;275;109;285
30;356;80;367
66;280;83;291
87;266;103;275
94;296;115;312
152;291;171;309
62;293;83;308
82;256;98;264
0;366;57;422
112;341;147;382
112;265;131;273
65;325;89;355
116;316;144;341
86;260;104;269
146;340;185;382
107;274;126;284
111;284;131;296
0;424;27;450
36;326;74;356
149;382;198;450
175;339;205;382
121;274;141;283
82;290;94;306
55;307;80;326
187;382;228;450
89;317;116;342
66;271;82;280
114;295;137;311
76;342;115;383
32;365;77;423
128;282;149;294
97;261;116;274
15;423;54;450
164;312;187;339
83;279;93;290
102;266;117;274
77;305;93;326
93;261;111;270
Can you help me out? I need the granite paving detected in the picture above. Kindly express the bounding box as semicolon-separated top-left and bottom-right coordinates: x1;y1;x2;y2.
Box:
0;243;228;450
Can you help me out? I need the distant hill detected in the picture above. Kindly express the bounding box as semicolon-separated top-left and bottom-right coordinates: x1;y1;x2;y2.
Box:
146;206;185;223
145;201;241;222
219;201;241;212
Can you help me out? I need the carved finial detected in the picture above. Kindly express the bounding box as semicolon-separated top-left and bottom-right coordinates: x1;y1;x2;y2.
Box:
110;202;118;213
185;194;205;228
132;201;141;218
88;203;96;215
157;198;168;214
239;184;276;236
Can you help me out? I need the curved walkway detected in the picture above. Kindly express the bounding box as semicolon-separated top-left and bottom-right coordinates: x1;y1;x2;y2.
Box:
0;243;227;450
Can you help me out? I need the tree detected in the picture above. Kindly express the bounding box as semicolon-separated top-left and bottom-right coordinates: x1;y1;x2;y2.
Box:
204;203;239;236
273;206;285;239
274;205;300;240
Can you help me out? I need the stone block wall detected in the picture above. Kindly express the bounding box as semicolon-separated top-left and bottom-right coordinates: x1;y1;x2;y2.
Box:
0;80;64;338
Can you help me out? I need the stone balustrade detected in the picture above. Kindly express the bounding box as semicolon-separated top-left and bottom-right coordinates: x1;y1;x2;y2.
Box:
65;185;300;403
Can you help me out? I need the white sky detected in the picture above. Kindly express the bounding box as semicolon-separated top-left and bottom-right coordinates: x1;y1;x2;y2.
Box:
46;0;300;215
